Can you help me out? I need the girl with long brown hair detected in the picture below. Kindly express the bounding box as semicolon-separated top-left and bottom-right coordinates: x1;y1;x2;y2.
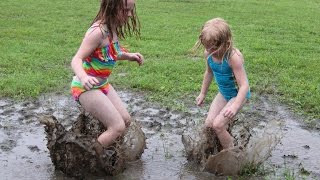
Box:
70;0;144;150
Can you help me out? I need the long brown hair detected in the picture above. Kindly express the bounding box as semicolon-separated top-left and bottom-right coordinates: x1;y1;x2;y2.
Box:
193;18;233;59
92;0;140;39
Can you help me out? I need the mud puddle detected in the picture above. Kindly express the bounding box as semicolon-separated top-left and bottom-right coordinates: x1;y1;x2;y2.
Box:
265;105;320;178
0;91;319;179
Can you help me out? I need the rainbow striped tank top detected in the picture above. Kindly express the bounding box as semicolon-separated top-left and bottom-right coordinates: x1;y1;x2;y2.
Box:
82;25;127;79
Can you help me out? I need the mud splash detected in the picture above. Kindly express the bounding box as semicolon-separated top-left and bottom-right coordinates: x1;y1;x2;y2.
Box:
40;112;146;177
0;91;320;179
181;115;251;175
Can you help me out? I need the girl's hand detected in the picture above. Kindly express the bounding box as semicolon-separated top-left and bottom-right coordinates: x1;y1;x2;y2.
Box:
80;75;99;90
127;53;144;66
196;93;206;106
222;105;237;119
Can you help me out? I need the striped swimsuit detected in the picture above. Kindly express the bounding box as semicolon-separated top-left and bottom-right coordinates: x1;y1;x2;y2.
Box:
207;55;251;101
71;25;127;101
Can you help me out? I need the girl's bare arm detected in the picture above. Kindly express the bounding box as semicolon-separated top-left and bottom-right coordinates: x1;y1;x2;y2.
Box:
71;27;103;89
229;49;250;110
117;52;144;66
200;50;214;95
71;28;103;79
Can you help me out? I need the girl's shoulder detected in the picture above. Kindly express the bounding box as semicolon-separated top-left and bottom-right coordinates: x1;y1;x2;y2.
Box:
228;48;245;67
204;49;210;59
229;48;242;57
229;48;243;61
85;22;109;38
82;24;108;48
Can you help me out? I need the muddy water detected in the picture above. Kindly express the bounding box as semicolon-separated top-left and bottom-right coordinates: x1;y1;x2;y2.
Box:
245;96;320;179
0;92;319;179
266;106;320;178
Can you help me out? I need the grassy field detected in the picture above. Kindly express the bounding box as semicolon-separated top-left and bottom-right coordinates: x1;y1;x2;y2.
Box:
0;0;319;121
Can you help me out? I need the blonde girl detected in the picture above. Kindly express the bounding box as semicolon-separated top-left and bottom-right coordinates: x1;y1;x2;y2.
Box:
194;18;250;149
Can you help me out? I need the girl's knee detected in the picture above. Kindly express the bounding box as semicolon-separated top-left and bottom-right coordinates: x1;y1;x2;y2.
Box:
122;113;131;127
110;121;126;136
204;118;214;128
212;121;225;133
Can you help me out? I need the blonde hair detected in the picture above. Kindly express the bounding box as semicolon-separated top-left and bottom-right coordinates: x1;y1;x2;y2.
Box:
193;17;233;59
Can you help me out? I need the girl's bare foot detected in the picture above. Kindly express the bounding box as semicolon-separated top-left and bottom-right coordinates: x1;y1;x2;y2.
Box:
93;141;104;155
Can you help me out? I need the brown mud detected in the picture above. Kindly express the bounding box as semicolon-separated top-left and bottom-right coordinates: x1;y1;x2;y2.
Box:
40;111;146;177
0;90;320;179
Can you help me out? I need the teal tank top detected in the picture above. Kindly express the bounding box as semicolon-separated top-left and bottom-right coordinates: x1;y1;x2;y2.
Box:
207;55;251;101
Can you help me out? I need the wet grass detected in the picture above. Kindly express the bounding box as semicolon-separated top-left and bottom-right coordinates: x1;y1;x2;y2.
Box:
239;163;309;180
283;169;296;180
239;163;267;177
0;0;319;122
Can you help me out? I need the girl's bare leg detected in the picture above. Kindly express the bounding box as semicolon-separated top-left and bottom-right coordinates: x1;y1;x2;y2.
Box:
204;93;227;128
212;107;235;149
79;90;126;147
206;93;240;149
107;85;131;127
211;96;247;149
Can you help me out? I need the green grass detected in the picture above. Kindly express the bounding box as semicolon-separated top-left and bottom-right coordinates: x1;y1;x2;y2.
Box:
0;0;319;121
